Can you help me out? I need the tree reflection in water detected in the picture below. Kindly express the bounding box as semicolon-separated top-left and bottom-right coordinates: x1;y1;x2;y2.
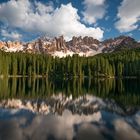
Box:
0;78;140;139
0;78;140;107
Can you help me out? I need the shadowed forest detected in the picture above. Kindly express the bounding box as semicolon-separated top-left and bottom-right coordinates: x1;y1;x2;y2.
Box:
0;48;140;78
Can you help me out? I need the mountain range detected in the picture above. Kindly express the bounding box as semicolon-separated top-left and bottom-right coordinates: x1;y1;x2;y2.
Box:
0;36;140;57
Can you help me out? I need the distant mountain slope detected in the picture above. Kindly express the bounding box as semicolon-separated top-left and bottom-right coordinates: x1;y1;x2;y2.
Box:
0;36;139;57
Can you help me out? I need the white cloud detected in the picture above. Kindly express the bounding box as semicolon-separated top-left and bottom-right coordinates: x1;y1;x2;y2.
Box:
1;29;22;40
35;1;54;15
0;0;104;41
83;0;105;6
115;0;140;32
82;0;106;24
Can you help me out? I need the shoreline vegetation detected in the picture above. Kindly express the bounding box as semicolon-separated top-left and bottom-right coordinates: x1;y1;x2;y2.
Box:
0;48;140;78
0;75;139;79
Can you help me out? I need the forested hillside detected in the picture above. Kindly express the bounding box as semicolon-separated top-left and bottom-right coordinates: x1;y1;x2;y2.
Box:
0;48;140;78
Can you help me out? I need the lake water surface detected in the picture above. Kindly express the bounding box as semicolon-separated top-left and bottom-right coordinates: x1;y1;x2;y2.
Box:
0;78;140;140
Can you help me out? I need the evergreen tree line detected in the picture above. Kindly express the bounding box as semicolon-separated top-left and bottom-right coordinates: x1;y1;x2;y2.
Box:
0;48;140;78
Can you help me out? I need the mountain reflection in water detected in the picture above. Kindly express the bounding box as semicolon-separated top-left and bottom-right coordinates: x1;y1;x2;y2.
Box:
0;95;140;140
0;78;140;140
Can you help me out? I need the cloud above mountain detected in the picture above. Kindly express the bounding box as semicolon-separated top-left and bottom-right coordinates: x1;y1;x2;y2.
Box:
115;0;140;32
0;0;139;41
82;0;107;24
0;0;104;41
1;29;22;40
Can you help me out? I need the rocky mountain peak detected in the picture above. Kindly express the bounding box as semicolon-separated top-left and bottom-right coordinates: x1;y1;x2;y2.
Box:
102;36;138;53
55;35;66;50
103;36;136;45
68;36;100;47
0;35;139;57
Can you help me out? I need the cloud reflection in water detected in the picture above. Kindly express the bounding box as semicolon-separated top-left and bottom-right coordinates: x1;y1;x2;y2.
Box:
0;109;140;140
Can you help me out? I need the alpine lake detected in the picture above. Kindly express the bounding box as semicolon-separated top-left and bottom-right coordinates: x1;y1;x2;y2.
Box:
0;77;140;140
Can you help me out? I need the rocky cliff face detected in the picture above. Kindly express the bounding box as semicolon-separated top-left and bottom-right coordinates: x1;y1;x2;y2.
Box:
0;41;24;52
25;35;67;54
0;36;139;57
102;36;139;53
66;36;100;53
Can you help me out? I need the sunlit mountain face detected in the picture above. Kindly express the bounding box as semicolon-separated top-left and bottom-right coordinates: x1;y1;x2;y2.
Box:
0;35;139;57
0;0;140;140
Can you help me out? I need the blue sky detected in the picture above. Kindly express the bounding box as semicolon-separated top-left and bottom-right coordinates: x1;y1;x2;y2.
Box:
0;0;140;42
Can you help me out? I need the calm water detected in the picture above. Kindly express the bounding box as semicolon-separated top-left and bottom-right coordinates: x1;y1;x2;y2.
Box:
0;78;140;140
0;77;140;106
